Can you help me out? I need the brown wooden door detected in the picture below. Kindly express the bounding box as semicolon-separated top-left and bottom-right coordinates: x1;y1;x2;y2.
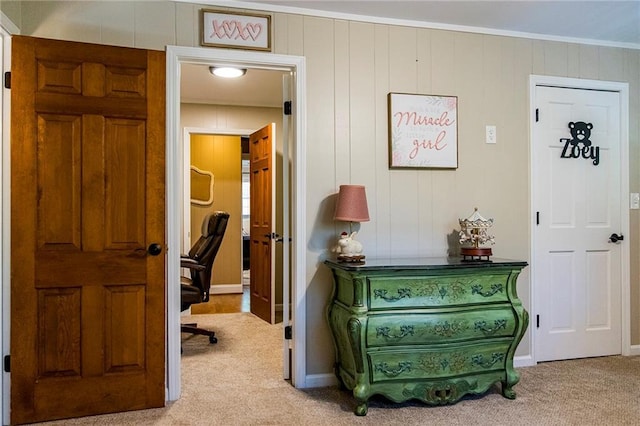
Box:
249;124;275;323
10;36;166;424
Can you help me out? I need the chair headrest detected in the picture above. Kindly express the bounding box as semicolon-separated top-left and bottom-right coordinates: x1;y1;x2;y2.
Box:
201;213;214;236
202;211;230;237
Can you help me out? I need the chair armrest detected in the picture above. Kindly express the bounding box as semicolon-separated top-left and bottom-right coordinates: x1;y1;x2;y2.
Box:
180;258;206;271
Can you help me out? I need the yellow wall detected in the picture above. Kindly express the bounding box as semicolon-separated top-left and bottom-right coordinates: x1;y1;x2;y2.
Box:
190;134;242;288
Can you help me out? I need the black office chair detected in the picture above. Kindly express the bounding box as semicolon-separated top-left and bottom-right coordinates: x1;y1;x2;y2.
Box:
181;211;230;344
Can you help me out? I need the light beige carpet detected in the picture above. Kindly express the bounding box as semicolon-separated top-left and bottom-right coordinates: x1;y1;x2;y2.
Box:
38;312;640;425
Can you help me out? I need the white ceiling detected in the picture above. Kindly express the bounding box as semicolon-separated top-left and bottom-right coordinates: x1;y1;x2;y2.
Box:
181;65;286;107
181;1;640;108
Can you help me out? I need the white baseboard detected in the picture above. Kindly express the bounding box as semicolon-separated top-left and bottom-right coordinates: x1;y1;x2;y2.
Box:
307;355;536;388
308;347;640;389
306;349;638;391
514;347;640;367
628;345;640;356
304;373;338;388
209;284;243;294
514;354;535;368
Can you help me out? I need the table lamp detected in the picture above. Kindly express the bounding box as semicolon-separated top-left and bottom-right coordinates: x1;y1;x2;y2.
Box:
333;185;370;262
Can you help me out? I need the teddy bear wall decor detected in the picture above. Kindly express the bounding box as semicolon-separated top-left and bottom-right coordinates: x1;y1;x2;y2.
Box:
559;121;600;166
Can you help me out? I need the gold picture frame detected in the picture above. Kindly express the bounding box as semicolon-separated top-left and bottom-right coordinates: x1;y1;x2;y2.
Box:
190;166;214;206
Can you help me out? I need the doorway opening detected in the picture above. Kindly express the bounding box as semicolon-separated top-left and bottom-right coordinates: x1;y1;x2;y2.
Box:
166;46;307;401
182;125;282;322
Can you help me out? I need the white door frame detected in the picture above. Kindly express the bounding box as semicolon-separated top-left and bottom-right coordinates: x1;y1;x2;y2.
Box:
166;46;307;400
529;75;631;363
1;13;19;425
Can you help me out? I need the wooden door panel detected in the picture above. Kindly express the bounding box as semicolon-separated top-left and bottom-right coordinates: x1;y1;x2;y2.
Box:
104;66;147;98
37;288;82;377
249;124;274;323
37;114;82;250
105;118;146;248
104;285;146;373
36;52;147;98
37;60;82;94
11;35;165;424
82;115;106;250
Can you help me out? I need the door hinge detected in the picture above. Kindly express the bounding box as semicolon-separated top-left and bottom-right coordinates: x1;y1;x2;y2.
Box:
536;315;540;329
4;71;10;89
283;101;292;115
536;211;540;225
535;108;539;122
284;325;292;340
3;355;9;372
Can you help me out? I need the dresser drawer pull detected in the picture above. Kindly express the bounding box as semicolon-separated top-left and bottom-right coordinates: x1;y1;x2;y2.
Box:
374;361;412;378
376;325;415;340
471;353;504;369
471;283;503;297
474;319;507;335
373;288;411;302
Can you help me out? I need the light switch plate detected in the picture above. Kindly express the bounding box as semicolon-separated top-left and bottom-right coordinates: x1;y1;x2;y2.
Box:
486;125;496;144
631;193;640;209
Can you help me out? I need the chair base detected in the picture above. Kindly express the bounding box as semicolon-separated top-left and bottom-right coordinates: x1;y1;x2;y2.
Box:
181;323;217;344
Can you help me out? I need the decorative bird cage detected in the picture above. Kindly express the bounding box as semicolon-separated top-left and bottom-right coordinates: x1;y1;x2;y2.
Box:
459;208;495;261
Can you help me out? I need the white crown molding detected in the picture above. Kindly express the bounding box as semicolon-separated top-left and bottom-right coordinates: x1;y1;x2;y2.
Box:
181;0;640;50
0;12;19;35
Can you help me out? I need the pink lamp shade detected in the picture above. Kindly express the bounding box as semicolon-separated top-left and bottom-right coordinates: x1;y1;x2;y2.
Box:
334;185;370;222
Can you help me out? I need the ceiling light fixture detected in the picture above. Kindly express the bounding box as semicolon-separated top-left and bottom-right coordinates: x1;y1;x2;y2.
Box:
209;66;246;78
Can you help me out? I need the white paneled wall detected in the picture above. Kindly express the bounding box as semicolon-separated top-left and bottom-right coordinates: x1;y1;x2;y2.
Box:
7;0;640;377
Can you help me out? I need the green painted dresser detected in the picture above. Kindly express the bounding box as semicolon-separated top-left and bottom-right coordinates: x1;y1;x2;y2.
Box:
325;257;528;415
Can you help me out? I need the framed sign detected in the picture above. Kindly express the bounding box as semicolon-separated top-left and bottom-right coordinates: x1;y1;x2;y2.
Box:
388;93;458;169
201;9;271;51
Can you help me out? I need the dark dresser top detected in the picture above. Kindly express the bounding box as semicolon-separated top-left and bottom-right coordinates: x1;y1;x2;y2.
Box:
324;256;528;272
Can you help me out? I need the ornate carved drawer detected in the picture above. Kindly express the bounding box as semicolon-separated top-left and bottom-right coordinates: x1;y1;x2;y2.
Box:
325;257;528;416
368;274;510;309
368;341;511;382
367;307;517;347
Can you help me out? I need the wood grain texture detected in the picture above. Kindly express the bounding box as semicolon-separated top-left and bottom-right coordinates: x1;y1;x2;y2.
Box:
250;125;274;323
11;36;165;424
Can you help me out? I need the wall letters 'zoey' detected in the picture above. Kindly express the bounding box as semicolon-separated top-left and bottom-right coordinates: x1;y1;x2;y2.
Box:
559;121;600;166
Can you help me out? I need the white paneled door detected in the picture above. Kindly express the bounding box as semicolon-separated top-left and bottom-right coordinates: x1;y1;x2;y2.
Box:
533;85;622;362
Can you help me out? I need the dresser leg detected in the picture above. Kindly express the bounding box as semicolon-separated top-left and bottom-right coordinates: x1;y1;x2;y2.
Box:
354;400;369;416
501;381;516;399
